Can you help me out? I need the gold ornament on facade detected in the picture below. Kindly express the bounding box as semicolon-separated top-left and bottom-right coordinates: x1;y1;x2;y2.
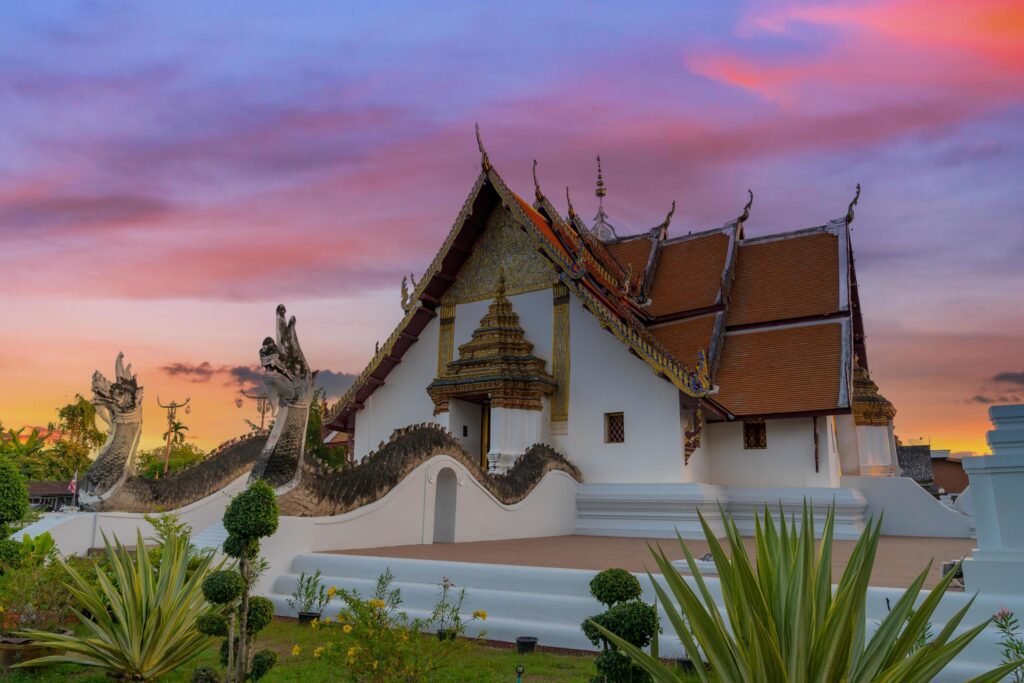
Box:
427;272;556;414
851;363;896;427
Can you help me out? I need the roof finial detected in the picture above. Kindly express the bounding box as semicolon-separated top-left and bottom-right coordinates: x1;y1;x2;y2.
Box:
475;123;491;172
664;200;676;227
595;154;607;204
532;159;543;202
846;183;861;225
738;189;753;224
565;186;577;220
496;267;507;297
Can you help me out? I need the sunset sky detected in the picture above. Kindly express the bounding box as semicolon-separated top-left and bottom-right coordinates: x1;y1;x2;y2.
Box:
2;1;1022;454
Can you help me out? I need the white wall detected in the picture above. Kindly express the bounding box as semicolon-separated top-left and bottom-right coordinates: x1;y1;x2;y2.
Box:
705;417;841;488
841;475;973;538
447;398;482;462
556;298;686;483
353;315;441;459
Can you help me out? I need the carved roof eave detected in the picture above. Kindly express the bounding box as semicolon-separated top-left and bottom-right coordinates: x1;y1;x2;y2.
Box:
327;163;713;430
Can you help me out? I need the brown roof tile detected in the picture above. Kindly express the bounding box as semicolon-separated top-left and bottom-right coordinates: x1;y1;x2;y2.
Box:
650;314;717;370
606;237;652;274
646;232;730;316
713;322;845;416
728;231;840;327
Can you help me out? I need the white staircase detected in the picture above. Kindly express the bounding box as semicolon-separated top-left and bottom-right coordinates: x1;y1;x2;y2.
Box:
191;521;228;552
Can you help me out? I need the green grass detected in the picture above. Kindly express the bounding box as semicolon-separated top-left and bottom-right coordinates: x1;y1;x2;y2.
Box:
2;618;598;682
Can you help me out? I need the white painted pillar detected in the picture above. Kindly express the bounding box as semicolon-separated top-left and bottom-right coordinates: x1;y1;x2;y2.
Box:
962;404;1024;595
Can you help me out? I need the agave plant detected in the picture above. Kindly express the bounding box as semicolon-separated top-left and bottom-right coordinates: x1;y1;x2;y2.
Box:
15;528;222;680
592;504;1022;682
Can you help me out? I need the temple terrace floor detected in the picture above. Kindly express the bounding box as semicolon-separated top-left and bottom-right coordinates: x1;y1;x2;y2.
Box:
331;535;976;590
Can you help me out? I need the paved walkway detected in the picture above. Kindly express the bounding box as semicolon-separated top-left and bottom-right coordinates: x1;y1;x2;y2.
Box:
333;535;975;589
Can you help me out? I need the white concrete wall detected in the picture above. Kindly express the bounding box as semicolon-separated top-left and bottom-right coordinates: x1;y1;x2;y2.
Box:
705;417;841;488
253;454;578;594
447;398;482;462
841;475;973;538
555;298;686;483
19;472;251;556
353;315;441;459
836;413;861;475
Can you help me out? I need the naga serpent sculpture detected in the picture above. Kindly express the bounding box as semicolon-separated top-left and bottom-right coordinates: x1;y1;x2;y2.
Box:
79;304;581;516
77;303;315;512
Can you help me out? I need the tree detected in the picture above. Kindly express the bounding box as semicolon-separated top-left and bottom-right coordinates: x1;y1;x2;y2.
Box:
136;444;206;480
0;426;52;459
55;395;106;451
0;458;29;535
305;388;347;469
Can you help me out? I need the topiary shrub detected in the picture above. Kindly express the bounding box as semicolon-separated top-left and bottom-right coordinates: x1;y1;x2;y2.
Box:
582;568;659;683
246;596;274;634
589;567;642;607
191;666;219;683
202;570;245;605
196;612;228;638
222;480;278;540
209;480;281;682
0;459;28;532
249;649;278;680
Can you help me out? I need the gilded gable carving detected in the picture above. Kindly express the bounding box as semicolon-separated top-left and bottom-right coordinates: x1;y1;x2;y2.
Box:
442;205;558;304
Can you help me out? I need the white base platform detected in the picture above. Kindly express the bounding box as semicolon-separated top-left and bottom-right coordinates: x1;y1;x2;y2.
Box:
575;483;868;539
266;552;1011;682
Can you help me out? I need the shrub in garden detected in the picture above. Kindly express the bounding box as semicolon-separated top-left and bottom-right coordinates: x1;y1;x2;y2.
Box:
287;569;330;616
15;529;218;679
0;458;28;535
430;575;487;638
303;569;463;681
201;479;279;682
582;568;658;682
993;608;1024;682
592;503;1024;682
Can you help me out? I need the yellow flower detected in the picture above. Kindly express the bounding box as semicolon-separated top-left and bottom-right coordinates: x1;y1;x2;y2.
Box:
322;616;332;624
313;646;325;659
342;624;353;634
310;618;319;629
327;586;337;598
368;598;386;609
347;646;358;662
472;610;487;621
373;660;378;670
291;645;301;657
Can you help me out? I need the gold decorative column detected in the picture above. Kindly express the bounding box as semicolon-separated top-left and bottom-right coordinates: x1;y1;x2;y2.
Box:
437;302;456;379
551;282;571;431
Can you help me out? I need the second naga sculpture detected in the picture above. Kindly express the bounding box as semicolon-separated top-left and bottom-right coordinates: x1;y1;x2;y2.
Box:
77;304;315;512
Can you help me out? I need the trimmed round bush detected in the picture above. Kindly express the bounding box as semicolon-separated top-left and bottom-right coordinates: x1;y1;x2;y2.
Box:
0;459;28;528
587;600;659;648
249;649;278;680
223;480;279;540
246;596;274;634
191;666;220;683
589;568;642;607
222;533;257;560
202;570;244;605
196;611;228;637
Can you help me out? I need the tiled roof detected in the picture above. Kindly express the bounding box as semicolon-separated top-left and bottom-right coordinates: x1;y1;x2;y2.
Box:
606;236;652;274
713;322;845;416
728;231;840;327
646;231;731;316
650;314;717;370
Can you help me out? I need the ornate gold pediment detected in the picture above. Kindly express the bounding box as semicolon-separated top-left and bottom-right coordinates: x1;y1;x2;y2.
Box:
442;205;558;305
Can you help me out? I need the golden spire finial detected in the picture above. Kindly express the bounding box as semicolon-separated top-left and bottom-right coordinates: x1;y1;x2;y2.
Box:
738;189;753;225
846;183;861;225
496;268;507;297
532;159;543;202
475;123;491;172
565;186;577;220
595;155;606;201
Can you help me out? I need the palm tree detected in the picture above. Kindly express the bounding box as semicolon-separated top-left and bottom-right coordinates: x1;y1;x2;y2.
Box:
161;420;189;475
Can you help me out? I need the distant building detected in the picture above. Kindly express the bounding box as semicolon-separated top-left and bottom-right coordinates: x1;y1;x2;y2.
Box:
27;480;74;511
896;443;936;494
930;449;969;494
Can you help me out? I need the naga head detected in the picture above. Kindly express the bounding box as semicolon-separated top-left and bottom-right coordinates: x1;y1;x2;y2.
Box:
260;305;315;412
91;352;143;424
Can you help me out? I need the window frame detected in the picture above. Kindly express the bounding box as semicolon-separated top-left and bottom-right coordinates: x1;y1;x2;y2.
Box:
604;412;625;444
743;420;767;450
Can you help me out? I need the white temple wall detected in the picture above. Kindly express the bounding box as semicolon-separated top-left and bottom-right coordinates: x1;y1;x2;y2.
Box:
555;298;686;483
705;417;841;488
352;315;441;459
453;288;554;359
835;413;861;475
679;402;712;484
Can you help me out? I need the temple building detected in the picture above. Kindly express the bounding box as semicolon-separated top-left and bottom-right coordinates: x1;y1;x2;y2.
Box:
326;136;899;495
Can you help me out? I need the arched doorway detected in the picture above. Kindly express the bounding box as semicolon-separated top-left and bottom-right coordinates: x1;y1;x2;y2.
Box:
433;468;457;543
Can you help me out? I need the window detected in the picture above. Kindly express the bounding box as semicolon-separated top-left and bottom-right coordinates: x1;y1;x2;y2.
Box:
462;425;469;437
743;421;767;449
604;412;625;443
